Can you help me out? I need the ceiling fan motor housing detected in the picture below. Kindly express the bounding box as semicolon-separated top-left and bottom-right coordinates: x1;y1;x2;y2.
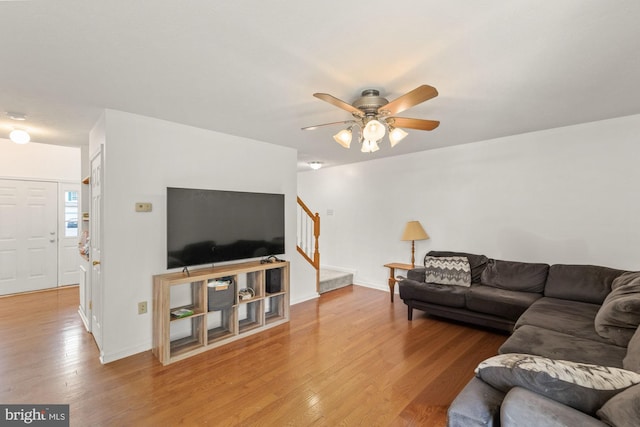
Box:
352;89;389;115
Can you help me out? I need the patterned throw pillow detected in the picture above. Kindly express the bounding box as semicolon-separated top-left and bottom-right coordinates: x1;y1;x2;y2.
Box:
424;256;471;287
475;353;640;415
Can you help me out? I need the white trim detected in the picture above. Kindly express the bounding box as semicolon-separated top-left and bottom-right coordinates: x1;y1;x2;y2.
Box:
100;342;152;364
291;292;320;305
77;307;91;331
353;279;389;293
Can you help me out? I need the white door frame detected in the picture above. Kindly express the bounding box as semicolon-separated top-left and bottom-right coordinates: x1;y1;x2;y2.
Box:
90;147;104;355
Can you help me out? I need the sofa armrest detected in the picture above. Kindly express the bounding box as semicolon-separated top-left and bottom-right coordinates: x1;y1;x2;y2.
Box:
407;267;426;282
501;387;608;427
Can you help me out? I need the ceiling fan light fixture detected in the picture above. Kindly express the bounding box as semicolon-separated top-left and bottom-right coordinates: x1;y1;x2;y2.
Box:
361;140;371;153
9;129;30;144
308;161;323;170
362;119;385;142
389;126;408;147
333;128;352;148
361;139;380;153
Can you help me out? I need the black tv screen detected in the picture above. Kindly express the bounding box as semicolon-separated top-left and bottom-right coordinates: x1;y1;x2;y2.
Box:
167;187;285;268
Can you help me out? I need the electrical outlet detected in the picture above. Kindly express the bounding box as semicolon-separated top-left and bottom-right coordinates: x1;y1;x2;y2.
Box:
138;301;148;314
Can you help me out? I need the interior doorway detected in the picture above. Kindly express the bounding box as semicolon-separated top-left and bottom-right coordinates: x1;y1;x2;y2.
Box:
59;183;81;286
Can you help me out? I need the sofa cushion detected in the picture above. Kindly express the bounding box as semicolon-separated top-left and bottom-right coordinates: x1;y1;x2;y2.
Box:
480;259;549;293
596;383;640;427
423;256;471;287
398;279;467;308
502;387;609;427
476;353;640;415
544;264;626;305
465;285;541;321
594;272;640;347
515;297;612;345
426;251;488;283
499;325;627;368
447;377;504;427
623;326;640;373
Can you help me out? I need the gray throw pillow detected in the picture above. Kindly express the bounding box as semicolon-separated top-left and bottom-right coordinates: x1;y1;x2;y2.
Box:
594;272;640;346
597;384;640;427
475;353;640;415
480;259;549;293
423;256;471;287
623;327;640;373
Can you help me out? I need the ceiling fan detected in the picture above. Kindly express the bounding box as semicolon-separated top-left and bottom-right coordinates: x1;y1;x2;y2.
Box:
302;85;440;153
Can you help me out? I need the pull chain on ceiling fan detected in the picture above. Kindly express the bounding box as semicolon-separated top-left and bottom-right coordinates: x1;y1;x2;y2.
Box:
302;85;440;153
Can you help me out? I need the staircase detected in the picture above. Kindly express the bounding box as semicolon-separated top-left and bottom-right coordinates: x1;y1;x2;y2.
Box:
319;269;353;294
298;197;354;294
297;197;320;291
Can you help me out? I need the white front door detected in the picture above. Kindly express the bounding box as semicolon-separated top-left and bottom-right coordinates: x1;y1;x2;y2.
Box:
58;183;81;286
90;149;103;352
0;179;58;295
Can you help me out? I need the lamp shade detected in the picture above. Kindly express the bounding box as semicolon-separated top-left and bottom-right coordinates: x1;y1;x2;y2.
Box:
389;127;408;147
333;128;352;148
401;220;429;241
363;119;385;141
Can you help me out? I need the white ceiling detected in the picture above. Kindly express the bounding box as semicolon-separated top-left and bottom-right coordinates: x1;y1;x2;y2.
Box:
1;1;640;170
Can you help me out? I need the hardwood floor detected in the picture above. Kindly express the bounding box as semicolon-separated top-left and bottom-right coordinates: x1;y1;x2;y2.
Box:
0;285;507;426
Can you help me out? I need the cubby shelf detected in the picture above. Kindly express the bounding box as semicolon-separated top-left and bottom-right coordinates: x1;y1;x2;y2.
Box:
152;260;289;365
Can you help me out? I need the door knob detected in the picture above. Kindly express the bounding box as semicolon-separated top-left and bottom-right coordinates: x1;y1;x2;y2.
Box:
93;260;101;266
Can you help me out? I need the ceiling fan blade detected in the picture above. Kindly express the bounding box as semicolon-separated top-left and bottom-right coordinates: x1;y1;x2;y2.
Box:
390;117;440;131
301;120;356;131
313;93;364;116
379;85;438;116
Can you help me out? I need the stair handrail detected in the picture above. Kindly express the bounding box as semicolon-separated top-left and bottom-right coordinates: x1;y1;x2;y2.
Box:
297;197;320;291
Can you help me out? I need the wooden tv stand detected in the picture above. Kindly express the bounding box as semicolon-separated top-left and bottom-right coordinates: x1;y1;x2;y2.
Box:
152;260;289;365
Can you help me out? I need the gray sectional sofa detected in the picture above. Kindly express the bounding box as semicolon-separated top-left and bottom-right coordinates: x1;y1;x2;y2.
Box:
398;251;640;427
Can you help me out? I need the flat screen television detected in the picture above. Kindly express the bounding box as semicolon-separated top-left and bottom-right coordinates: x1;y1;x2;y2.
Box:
167;187;285;269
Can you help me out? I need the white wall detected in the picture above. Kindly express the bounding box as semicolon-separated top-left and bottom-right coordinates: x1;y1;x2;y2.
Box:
0;138;80;181
298;114;640;292
91;109;316;363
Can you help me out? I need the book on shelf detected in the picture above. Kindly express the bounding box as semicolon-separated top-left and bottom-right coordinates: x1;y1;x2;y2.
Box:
171;308;194;318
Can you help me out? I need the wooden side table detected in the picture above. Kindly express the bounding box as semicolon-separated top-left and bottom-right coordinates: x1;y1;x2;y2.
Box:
383;262;414;303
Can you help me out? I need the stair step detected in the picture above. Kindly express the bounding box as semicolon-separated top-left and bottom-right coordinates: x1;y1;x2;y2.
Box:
319;269;353;294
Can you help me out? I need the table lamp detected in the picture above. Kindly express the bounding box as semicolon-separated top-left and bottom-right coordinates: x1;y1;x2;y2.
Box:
401;220;430;268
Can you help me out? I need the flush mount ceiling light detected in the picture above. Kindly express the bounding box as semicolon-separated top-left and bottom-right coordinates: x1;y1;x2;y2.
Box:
308;161;323;170
302;85;440;153
6;112;31;144
9;129;30;144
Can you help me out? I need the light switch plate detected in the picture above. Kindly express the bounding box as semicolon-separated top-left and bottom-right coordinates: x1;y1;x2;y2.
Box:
135;202;152;212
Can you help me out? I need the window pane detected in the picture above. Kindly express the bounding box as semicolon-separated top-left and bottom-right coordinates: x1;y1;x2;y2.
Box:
65;191;78;237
